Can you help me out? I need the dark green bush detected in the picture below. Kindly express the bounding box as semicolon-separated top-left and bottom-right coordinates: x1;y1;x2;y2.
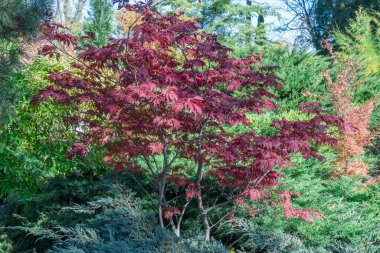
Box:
44;193;227;253
0;172;229;252
0;234;12;253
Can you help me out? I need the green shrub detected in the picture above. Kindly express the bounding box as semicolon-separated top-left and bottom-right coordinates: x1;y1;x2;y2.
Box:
244;155;380;251
44;193;227;253
233;44;331;111
0;171;228;252
227;219;329;253
0;234;12;253
0;173;125;252
0;58;109;198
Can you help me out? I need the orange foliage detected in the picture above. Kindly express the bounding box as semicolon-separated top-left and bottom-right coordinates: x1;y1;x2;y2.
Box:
115;10;141;34
322;42;377;177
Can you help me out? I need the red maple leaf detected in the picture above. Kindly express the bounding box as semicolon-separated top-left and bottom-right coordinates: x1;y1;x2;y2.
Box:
148;142;164;154
184;96;204;115
163;206;181;220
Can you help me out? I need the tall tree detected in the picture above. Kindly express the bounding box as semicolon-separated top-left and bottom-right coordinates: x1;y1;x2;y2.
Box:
281;0;320;49
54;0;87;30
0;0;50;121
83;0;114;47
157;0;269;49
246;0;253;46
282;0;380;50
255;14;266;46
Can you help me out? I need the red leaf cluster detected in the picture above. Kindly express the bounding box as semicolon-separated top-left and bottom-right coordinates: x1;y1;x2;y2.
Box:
67;142;89;160
163;206;181;220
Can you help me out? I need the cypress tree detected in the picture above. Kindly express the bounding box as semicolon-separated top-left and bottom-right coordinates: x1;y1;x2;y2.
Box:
83;0;114;48
255;14;266;46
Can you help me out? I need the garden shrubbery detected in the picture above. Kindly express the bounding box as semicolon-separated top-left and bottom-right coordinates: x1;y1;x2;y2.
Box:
0;1;380;253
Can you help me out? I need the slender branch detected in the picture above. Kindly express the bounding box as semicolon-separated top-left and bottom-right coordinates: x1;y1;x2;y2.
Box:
210;210;234;229
124;168;155;202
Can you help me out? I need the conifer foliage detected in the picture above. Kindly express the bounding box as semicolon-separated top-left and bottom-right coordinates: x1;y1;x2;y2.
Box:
83;0;114;47
34;0;347;240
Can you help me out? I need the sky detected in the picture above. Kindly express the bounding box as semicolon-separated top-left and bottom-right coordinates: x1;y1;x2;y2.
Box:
92;0;299;45
253;0;298;43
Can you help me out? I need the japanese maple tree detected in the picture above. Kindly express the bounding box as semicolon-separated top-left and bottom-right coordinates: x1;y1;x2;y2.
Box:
321;41;377;177
34;1;346;240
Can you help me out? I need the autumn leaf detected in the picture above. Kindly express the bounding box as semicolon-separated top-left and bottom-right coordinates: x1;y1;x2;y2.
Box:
163;206;181;220
67;143;89;160
148;142;164;154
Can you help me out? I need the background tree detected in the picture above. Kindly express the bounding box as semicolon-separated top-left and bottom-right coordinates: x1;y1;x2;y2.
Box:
255;14;266;46
282;0;380;50
245;0;253;46
158;0;269;50
281;0;321;49
317;0;380;38
0;0;50;121
54;0;87;30
334;10;380;76
83;0;114;47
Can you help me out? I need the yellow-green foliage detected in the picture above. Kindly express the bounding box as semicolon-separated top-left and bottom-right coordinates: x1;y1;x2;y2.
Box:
0;58;108;198
335;9;380;76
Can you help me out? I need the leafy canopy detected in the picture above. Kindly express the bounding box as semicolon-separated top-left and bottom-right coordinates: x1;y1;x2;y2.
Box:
34;0;347;240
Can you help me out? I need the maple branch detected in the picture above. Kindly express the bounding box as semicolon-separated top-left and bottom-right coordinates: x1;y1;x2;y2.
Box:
210;210;234;229
122;0;167;52
205;198;234;213
130;138;158;177
53;41;118;85
124;168;155;203
176;199;191;231
205;169;272;214
167;149;179;167
178;46;201;96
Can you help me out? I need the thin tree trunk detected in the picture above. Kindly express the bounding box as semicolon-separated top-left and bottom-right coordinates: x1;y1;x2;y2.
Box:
246;0;252;46
158;202;164;228
197;194;211;241
74;0;87;24
158;146;169;228
55;0;64;24
195;152;211;241
63;0;73;26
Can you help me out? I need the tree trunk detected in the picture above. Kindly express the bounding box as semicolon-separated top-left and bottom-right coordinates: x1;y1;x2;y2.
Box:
158;147;169;228
173;226;180;237
158;202;164;228
74;0;87;24
198;198;211;241
195;156;211;241
63;0;73;26
55;0;64;24
246;0;252;46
